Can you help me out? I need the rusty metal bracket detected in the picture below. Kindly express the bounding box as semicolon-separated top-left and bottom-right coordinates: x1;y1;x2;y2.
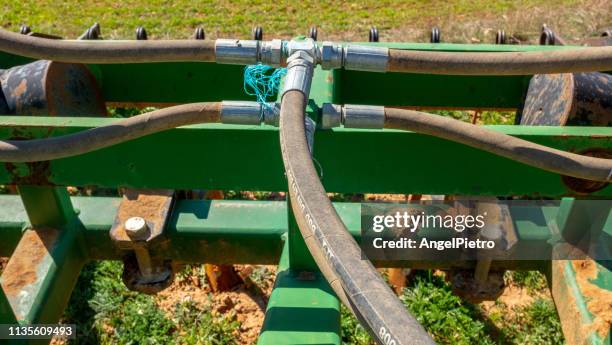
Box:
449;199;517;302
110;189;176;294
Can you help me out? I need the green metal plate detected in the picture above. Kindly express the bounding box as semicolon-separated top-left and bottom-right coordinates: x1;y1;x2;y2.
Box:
258;242;341;345
0;117;609;196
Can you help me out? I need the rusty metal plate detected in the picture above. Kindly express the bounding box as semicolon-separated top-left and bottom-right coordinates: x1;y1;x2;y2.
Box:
0;228;60;320
110;189;175;250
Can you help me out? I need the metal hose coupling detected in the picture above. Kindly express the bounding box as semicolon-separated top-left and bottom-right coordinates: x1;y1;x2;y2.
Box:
220;100;280;125
215;37;389;72
282;51;315;100
321;103;385;129
215;39;284;67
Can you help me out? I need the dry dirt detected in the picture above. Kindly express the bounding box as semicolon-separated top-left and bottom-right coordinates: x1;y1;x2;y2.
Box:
156;264;277;345
480;282;550;312
328;0;611;44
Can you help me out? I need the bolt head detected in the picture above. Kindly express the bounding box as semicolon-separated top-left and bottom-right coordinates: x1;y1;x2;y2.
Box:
124;216;148;240
286;50;315;65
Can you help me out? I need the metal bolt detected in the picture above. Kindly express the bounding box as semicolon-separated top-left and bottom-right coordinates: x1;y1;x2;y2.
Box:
125;216;149;240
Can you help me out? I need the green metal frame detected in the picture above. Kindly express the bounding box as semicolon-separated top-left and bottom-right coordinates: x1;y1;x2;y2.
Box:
0;42;610;345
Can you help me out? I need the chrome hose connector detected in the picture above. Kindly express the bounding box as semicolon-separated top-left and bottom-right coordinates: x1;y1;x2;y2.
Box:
220;101;262;125
321;103;342;129
282;51;315;98
263;102;281;126
260;39;284;67
343;45;389;72
343;104;385;128
215;39;260;65
319;41;343;70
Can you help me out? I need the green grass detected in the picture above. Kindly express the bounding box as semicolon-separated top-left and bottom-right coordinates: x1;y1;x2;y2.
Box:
340;306;372;345
505;270;548;293
400;271;495;345
341;271;494;345
63;261;240;345
340;270;564;345
0;0;584;41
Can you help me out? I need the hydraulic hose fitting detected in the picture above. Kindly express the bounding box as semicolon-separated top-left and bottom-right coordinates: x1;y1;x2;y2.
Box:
343;104;385;128
220;101;263;125
321;103;385;129
321;103;342;129
282;50;315;99
220;100;280;126
215;39;260;65
263;102;281;126
285;37;318;63
343;45;389;72
260;39;283;67
319;41;343;70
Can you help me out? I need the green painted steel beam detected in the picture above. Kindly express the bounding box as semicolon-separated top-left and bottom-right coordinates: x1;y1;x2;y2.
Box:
0;194;24;255
338;71;530;108
0;118;609;196
548;199;611;344
0;187;86;332
0;195;577;272
258;240;341;345
0;288;16;324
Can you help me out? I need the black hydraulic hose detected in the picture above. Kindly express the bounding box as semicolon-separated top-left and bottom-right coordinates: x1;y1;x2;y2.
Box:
387;46;612;75
0;28;215;63
0;103;220;162
3;26;611;74
384;108;612;182
279;90;435;345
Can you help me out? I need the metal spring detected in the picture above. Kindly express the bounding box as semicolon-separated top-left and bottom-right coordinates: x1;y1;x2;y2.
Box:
252;26;263;40
495;30;506;44
78;23;101;40
136;26;148;40
540;24;556;45
194;27;205;40
309;26;318;41
369;26;379;42
430;26;440;43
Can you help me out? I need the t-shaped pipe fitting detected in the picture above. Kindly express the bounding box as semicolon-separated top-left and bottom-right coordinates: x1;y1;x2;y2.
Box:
282;50;315;99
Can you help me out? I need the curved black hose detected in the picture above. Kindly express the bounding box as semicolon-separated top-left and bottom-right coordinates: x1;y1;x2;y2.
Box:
279;90;435;345
0;28;216;63
384;108;612;182
388;46;612;75
0;103;220;162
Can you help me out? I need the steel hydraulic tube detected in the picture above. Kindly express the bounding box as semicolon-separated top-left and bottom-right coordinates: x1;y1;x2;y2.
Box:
0;27;216;63
0;103;221;162
386;46;612;75
280;92;435;343
383;108;612;182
